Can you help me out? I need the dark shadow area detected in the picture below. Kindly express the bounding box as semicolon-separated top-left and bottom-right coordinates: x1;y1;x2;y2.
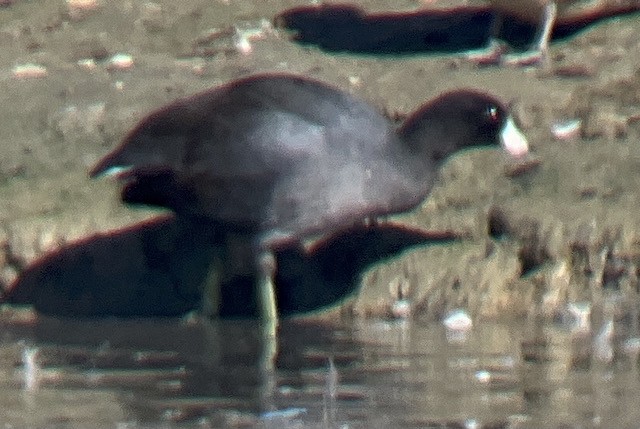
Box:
275;4;640;55
1;216;457;319
276;5;495;54
274;225;455;316
2;216;215;318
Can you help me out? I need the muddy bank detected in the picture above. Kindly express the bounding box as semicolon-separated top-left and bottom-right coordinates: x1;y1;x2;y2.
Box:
1;0;640;319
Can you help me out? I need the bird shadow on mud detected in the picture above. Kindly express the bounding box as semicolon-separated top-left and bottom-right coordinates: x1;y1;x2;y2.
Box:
275;3;640;55
1;216;458;319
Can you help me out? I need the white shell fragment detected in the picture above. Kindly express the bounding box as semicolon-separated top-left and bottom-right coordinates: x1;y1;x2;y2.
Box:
12;63;48;79
66;0;100;20
565;301;591;333
107;53;134;71
66;0;99;10
77;58;97;70
475;370;491;383
348;75;362;87
443;309;473;331
233;19;274;55
551;119;582;140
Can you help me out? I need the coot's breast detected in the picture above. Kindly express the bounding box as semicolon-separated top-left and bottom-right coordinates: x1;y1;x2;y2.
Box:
209;100;429;248
261;145;434;248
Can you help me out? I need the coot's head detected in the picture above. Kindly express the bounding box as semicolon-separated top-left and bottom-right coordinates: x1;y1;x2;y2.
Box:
398;89;528;163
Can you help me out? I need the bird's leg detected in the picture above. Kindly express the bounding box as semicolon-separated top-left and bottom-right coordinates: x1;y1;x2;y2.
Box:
502;2;557;67
199;249;224;318
535;2;557;54
256;249;278;417
256;249;278;346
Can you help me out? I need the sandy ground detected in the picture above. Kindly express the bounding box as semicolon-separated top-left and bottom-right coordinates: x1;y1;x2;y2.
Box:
1;0;640;320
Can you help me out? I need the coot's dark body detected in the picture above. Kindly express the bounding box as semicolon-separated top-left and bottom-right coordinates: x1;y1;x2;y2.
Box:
91;75;431;249
91;73;526;252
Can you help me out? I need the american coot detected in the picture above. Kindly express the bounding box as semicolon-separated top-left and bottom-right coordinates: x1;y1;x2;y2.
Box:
484;0;560;65
484;0;640;65
490;0;640;27
90;72;528;320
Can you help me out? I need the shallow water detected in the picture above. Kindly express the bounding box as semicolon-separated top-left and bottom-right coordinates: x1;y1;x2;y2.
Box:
2;301;640;429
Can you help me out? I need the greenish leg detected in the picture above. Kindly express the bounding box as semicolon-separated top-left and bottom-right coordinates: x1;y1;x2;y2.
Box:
257;251;279;366
200;251;224;318
256;252;279;417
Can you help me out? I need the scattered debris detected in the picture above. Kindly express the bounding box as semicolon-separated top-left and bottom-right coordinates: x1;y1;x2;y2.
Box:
106;53;134;71
565;302;591;333
443;308;472;331
593;319;614;362
12;63;47;79
66;0;100;21
551;119;582;140
77;58;97;70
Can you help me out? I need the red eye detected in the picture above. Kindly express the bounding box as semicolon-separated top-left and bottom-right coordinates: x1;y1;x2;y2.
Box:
486;105;499;123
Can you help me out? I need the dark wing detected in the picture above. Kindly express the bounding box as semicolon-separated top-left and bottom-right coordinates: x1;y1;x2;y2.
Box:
90;74;383;228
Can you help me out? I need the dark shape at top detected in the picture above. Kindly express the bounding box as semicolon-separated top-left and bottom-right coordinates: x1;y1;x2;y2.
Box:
275;3;640;55
275;4;495;54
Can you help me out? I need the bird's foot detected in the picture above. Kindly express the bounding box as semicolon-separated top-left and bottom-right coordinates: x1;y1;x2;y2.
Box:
501;49;548;68
464;39;508;66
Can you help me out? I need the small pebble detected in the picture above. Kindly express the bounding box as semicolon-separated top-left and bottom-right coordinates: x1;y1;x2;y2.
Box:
66;0;100;21
234;35;252;54
565;302;591;333
348;75;362;87
551;119;582;140
504;156;542;178
443;309;472;331
12;63;47;79
475;370;491;383
553;63;595;78
107;53;134;71
464;419;480;429
233;19;273;55
77;58;97;70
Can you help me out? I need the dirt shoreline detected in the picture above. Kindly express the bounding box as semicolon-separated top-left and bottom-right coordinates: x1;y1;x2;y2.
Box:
1;0;640;319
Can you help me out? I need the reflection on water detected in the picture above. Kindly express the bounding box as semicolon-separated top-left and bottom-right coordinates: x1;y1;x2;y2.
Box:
1;301;640;428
